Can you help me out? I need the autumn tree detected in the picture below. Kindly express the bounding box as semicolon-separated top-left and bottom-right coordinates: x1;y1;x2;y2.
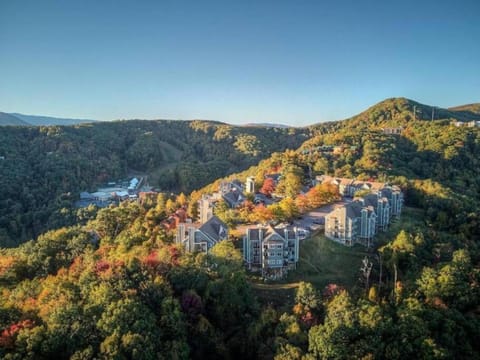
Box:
260;178;276;197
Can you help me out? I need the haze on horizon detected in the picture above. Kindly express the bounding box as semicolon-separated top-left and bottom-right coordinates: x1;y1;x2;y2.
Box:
0;0;479;126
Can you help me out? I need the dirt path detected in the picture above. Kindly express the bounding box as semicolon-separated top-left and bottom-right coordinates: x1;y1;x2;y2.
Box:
251;282;300;290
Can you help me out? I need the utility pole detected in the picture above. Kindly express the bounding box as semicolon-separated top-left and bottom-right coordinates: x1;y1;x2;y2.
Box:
413;105;416;121
431;106;435;121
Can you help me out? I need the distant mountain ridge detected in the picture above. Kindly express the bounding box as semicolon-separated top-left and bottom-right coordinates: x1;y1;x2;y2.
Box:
243;122;291;128
2;98;479;127
448;103;480;115
10;113;97;126
0;112;29;126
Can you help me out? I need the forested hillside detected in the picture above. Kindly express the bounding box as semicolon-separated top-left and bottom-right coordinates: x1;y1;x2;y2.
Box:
0;98;479;359
448;103;480;115
0;120;310;246
336;97;480;126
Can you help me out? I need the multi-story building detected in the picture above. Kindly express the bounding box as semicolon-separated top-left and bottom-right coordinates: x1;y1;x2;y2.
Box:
376;186;403;217
243;225;300;279
361;193;390;231
321;176;404;247
324;201;377;247
220;180;246;208
245;176;255;194
176;215;228;253
198;194;217;224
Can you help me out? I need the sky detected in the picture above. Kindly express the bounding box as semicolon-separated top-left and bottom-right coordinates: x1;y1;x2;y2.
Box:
1;0;479;126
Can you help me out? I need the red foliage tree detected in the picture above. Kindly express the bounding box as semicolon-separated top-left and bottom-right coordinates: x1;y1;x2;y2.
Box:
0;320;35;349
143;251;160;269
322;283;345;301
94;260;110;274
260;178;276;197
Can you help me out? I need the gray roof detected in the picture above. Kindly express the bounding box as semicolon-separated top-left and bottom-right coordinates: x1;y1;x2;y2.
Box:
362;193;379;207
223;189;244;207
246;224;299;242
346;201;362;219
265;173;281;181
264;225;284;239
199;215;228;242
231;179;243;188
248;228;260;240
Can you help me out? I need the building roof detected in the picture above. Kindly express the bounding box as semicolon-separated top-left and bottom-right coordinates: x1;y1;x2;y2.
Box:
223;189;244;207
265;173;282;181
361;193;379;207
231;179;243;188
262;224;282;237
199;215;228;242
367;181;385;191
175;208;186;217
248;228;260;241
340;178;354;186
346;201;363;219
245;224;300;242
91;191;112;199
80;191;94;199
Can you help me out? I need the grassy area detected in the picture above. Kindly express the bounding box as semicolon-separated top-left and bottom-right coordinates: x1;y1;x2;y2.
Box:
287;234;368;290
251;235;367;307
251;207;425;306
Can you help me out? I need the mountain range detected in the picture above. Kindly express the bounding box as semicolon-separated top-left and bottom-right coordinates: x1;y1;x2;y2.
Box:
1;98;479;127
0;112;96;126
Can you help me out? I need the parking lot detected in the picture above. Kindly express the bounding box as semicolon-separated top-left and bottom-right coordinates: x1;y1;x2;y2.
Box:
294;200;349;231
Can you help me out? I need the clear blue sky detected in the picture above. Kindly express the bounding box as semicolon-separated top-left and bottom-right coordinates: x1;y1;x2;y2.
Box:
1;0;479;126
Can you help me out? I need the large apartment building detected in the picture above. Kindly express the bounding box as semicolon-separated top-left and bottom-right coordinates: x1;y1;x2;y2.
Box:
243;225;300;279
324;201;377;247
321;176;403;247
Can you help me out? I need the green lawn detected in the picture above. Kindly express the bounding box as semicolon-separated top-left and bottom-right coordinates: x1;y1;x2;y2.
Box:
251;235;368;307
287;234;368;289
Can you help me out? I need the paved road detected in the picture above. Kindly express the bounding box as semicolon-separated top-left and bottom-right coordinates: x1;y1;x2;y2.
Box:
294;200;349;231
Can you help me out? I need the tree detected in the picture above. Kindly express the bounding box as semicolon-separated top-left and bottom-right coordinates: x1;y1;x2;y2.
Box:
360;256;373;295
295;282;320;313
208;241;243;272
260;178;276;197
97;297;162;359
187;200;199;221
282;172;303;198
165;198;177;214
176;193;188;207
313;157;329;174
275;344;303;360
278;198;299;221
250;204;273;224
